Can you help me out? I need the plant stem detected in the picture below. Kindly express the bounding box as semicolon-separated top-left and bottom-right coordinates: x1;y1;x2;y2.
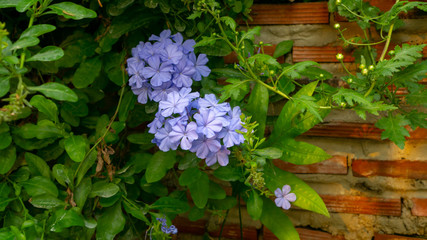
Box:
19;4;37;69
363;29;376;66
218;209;230;240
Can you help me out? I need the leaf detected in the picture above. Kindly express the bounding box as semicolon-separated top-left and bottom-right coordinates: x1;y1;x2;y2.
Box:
25;152;51;179
281;61;319;79
145;151;176;183
89;181;119;198
246;83;269;138
179;167;202;186
196;39;232;57
150;197;190;214
406;111;427;130
72;56;102;88
391;61;427;86
27;82;78;102
21;24;56;38
122;200;149;224
10;36;39;50
48;2;97;20
254;147;283;159
247;54;281;69
208;181;226;200
375;114;410;149
260;198;300;240
221;16;237;31
13;121;65;139
127;133;153;145
264;164;329;217
30;195;65;209
292;95;322;122
16;0;37;12
219;78;250;102
96;201;125;240
406;88;427;107
48;209;85;232
276;138;331;165
273;40;293;58
52;164;72;187
64;135;86;162
188;171;209;208
212;68;247;79
76;148;97;186
193;36;217;48
0;0;17;8
118;91;137;122
26;46;64;62
74;178;91;208
0;122;12;150
247;190;263;220
23;176;58;197
30;95;58;122
0;145;16;174
0;77;10;98
213;166;241;181
241;26;261;41
206;196;237;210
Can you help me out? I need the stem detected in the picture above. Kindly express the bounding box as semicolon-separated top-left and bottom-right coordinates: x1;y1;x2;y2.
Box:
19;4;37;69
218;209;230;240
338;59;353;76
363;29;376;66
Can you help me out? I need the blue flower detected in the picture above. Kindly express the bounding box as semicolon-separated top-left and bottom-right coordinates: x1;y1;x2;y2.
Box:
154;122;179;151
150;82;178;102
198;94;231;114
148;112;165;134
194;108;223;138
142;56;173;87
131;84;150;104
172;58;196;87
169;122;198;150
206;146;230;166
189;53;211;81
159;91;190;117
190;134;221;159
161;43;183;65
274;185;296;210
149;29;172;44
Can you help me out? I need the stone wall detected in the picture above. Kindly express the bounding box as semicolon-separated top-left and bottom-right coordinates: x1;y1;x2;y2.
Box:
172;1;427;239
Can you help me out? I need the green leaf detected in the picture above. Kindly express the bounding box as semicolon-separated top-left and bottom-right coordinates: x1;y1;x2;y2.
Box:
196;39;232;56
74;178;91;208
23;176;58;197
212;68;247;79
375;114;410;149
10;36;39;50
406;88;427;107
292;95;322;122
179;167;202;186
29;195;65;209
273;40;293;58
122;200;149;224
213;166;241;181
127;133;153;145
72;56;102;88
48;2;97;20
0;145;16;174
247;54;281;69
30;95;58;122
21;24;56;38
282;61;319;79
52;164;72;187
406;111;427;130
219;78;250;102
208;181;226;200
25;152;51;179
260;198;300;240
254;147;283;159
13;121;66;139
0;77;10;98
241;26;261;41
188;171;209;208
76;147;97;186
27;82;78;102
193;36;217;48
96;201;125;240
264;164;329;216
0;122;12;150
247;190;263;220
276;138;331;165
118;91;137;122
221;16;237;31
16;0;37;12
64;135;86;162
150;197;190;214
89;181;120;198
0;0;17;8
188;206;205;221
26;46;64;62
207;196;237;210
145;151;176;183
48;208;85;232
246;83;269;138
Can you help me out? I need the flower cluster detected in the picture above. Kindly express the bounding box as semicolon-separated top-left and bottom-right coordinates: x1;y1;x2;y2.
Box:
156;217;177;235
148;92;245;166
274;185;296;210
126;29;211;104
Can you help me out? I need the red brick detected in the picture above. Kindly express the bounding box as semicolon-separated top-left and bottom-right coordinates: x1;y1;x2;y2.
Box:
247;3;329;25
411;198;427;217
321;195;401;216
209;224;258;240
352;160;427;180
273;155;348;175
375;233;426;240
264;227;345;240
173;217;207;235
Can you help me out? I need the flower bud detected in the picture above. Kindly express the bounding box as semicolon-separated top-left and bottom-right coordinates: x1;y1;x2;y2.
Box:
348;78;353;83
334;23;341;29
319;73;324;78
359;64;365;70
368;65;375;71
336;53;344;60
259;41;263;45
340;102;346;107
388;50;395;56
336;0;342;4
362;68;368;75
269;70;275;75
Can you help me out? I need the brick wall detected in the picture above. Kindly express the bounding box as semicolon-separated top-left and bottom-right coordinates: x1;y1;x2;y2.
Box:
173;1;427;239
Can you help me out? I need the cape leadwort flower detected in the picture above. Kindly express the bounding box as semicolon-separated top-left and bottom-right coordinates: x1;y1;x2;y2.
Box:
156;217;178;235
126;30;211;104
274;185;297;210
128;30;244;167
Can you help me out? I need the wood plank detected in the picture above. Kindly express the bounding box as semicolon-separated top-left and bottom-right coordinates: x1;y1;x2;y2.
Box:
264;227;345;240
375;233;426;240
273;155;348;175
247;3;329;25
353;160;427;180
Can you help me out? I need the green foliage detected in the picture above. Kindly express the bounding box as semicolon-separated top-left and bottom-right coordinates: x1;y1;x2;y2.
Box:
375;114;410;149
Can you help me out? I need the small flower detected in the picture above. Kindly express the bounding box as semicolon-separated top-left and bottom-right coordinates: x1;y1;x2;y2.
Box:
205;146;230;166
159;91;190;117
169;122;199;150
274;185;296;210
368;65;375;71
334;23;341;29
336;53;344;60
362;68;369;75
194;108;223;138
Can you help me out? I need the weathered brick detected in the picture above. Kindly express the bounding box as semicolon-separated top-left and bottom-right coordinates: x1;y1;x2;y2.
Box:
209;224;258;240
411;198;427;217
273;155;348;175
247;3;329;25
173;217;207;235
321;195;401;216
263;227;345;240
352;160;427;180
375;233;426;240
